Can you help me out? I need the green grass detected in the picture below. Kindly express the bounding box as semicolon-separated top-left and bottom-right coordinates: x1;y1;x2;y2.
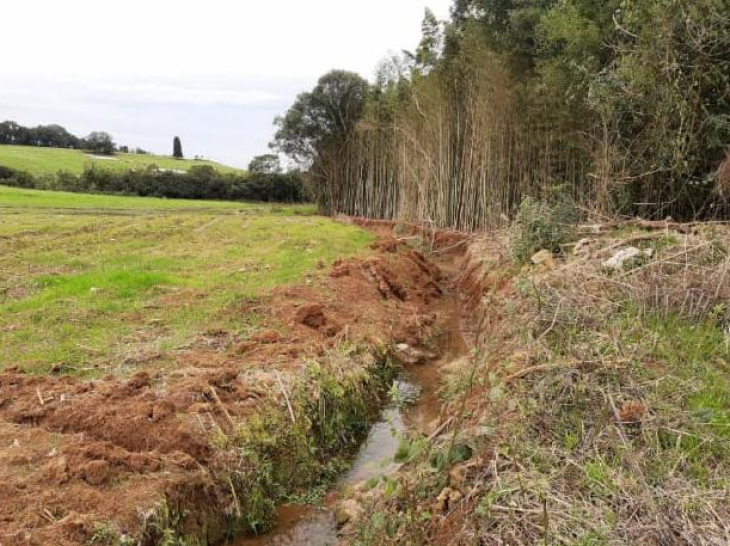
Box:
0;144;242;176
0;184;317;213
0;187;370;374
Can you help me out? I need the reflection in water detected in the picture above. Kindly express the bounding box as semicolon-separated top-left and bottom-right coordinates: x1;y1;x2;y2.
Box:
342;405;405;484
233;506;337;546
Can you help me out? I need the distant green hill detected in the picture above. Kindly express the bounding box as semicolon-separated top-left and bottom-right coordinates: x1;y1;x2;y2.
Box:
0;144;242;176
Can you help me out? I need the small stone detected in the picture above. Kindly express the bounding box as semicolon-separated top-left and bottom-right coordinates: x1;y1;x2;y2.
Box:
574;238;592;254
434;487;454;514
433;498;447;514
392;345;433;366
602;247;652;270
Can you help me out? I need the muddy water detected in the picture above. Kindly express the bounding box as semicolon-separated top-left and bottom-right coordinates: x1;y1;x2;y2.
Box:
231;273;467;546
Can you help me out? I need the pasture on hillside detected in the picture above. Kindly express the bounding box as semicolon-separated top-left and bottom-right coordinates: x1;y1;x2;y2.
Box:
0;144;242;176
0;185;367;374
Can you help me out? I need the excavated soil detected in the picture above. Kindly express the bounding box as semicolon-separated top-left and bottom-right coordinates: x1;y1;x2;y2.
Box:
0;235;454;546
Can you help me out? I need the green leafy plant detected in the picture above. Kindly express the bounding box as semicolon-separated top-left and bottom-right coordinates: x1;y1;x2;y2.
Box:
511;196;576;264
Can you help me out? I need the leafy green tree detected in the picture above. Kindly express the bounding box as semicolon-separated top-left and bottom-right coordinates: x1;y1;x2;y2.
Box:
536;0;618;105
272;70;370;166
173;136;184;159
272;70;369;213
414;8;444;73
248;154;282;174
84;132;116;155
0;121;29;145
32;124;78;148
0;121;80;148
589;0;730;214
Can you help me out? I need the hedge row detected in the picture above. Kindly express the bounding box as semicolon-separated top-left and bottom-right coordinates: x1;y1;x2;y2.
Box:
0;165;310;203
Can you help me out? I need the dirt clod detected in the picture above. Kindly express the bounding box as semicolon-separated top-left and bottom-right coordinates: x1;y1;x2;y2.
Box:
250;330;283;344
294;303;327;329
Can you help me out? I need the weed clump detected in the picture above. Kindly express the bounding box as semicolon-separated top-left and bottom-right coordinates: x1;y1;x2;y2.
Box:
511;196;577;264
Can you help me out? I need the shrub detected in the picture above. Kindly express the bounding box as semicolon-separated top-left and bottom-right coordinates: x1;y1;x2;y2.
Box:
0;166;36;188
511;196;576;263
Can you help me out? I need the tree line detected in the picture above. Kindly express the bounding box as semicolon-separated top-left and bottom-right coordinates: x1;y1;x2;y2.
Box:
0;121;126;155
0;163;308;203
274;0;730;228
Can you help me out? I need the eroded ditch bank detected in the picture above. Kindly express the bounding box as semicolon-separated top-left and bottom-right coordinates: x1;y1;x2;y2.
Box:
230;261;470;546
0;225;472;546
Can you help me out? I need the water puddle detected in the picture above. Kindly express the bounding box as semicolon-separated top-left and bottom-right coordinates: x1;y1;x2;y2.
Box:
231;277;467;546
232;505;338;546
342;401;407;484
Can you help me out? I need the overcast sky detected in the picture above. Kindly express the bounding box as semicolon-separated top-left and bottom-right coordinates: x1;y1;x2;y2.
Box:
1;0;452;168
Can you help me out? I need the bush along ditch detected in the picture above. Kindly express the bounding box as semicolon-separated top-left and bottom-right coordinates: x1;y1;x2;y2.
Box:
347;222;730;546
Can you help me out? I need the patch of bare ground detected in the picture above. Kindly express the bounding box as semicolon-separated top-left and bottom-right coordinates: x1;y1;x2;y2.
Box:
349;223;730;546
0;236;453;546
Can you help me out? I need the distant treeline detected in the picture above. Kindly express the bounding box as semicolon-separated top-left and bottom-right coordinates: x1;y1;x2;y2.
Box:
0;121;130;155
0;165;309;203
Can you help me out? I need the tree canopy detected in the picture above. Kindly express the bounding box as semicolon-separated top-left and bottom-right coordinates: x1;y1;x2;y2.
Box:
272;70;370;166
85;132;116;155
0;121;80;149
248;154;282;174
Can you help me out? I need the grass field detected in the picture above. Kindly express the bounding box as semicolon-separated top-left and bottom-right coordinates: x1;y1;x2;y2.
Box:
0;185;315;213
0;144;242;176
0;185;369;374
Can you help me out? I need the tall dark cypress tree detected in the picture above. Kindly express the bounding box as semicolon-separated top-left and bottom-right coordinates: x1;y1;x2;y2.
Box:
173;136;183;159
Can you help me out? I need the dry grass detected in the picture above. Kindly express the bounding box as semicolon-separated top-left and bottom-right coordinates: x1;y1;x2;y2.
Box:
352;224;730;546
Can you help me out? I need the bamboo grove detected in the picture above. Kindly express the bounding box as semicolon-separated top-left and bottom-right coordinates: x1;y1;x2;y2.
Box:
274;0;730;230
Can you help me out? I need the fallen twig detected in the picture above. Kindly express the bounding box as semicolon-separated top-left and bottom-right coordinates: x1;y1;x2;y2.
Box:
428;415;455;442
208;385;236;428
274;371;296;424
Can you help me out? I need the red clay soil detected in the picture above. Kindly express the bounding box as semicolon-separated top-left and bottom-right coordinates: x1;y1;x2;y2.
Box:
0;236;452;546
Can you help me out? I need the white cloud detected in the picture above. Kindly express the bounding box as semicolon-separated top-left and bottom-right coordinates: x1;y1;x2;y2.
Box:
0;0;453;167
89;83;283;106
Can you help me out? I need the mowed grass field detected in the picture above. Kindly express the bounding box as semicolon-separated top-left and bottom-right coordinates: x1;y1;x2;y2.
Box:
0;144;242;176
0;185;370;374
0;185;312;212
